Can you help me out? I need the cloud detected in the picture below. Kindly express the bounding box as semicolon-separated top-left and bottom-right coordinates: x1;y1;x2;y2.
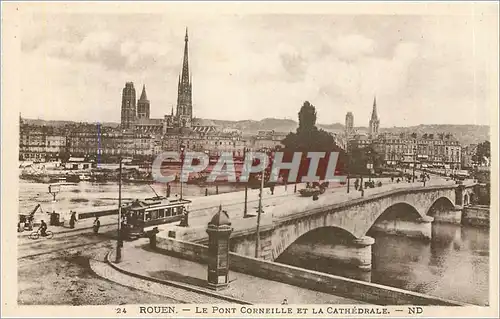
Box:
32;31;177;72
18;13;496;127
332;34;375;60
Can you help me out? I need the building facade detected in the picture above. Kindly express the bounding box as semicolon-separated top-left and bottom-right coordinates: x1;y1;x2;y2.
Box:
373;132;462;169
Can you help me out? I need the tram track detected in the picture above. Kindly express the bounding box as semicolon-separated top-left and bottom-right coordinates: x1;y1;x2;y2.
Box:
18;239;111;260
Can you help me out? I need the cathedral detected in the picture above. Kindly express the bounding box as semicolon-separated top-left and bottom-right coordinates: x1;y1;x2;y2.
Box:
120;28;194;135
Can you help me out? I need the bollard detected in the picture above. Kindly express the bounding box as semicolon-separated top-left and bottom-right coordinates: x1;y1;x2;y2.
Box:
216;185;219;195
294;184;297;193
205;188;208;196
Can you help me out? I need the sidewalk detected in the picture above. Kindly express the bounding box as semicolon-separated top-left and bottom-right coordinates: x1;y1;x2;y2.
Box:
107;239;364;305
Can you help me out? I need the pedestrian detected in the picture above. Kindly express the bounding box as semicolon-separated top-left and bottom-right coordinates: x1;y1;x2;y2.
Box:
93;217;100;235
270;183;275;195
354;178;359;191
396;178;400;183
69;211;77;229
391;176;394;183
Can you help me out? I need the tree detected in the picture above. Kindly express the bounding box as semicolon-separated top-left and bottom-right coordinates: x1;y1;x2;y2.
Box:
473;141;491;165
58;150;70;163
348;144;384;175
281;101;346;182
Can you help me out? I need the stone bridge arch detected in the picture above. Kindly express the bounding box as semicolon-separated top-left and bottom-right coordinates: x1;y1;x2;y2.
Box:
229;186;460;265
426;196;461;224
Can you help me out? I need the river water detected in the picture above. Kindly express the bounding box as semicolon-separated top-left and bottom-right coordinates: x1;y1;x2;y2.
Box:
276;223;489;306
19;180;489;305
18;179;246;214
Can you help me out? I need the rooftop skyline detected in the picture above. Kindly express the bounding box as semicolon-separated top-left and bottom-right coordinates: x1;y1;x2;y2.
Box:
17;4;498;127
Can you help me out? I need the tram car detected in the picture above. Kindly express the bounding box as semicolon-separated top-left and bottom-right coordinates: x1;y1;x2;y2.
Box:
121;197;192;240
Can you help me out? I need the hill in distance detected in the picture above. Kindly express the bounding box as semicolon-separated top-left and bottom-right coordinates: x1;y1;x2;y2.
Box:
22;118;489;146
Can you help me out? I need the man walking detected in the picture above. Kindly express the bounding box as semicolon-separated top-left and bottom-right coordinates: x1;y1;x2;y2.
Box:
93;217;101;235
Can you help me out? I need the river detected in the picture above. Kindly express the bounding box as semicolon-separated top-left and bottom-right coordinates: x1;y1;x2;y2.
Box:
18;179;246;214
276;222;489;306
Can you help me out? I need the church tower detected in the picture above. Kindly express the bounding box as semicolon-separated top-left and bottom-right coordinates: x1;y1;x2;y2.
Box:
369;96;380;138
121;82;136;129
137;85;150;119
345;112;354;137
176;28;193;128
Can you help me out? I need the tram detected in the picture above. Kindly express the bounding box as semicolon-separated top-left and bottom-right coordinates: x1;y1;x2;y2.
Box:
121;197;192;240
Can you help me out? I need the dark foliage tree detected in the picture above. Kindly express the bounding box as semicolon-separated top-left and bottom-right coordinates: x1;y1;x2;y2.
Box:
280;101;346;182
473;141;491;165
348;144;384;175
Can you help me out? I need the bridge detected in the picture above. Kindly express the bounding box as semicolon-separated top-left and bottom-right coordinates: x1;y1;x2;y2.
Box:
159;178;479;270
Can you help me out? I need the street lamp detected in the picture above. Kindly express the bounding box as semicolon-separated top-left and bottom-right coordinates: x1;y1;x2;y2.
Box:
179;144;185;200
412;146;417;182
255;149;269;258
346;142;350;194
116;130;125;263
243;147;250;218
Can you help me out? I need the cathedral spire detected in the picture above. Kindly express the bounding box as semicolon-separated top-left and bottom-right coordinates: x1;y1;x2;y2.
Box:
371;96;378;120
176;28;193;128
369;95;380;138
181;27;190;86
139;85;148;101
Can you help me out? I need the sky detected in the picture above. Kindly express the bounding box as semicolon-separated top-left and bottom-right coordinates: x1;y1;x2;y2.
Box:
17;5;498;127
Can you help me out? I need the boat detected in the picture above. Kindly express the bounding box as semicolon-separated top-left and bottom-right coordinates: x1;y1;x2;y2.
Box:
66;174;80;183
122;177;154;184
79;174;91;181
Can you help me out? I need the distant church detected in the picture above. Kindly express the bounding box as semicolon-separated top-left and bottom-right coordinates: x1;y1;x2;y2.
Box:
120;28;194;134
344;96;380;140
368;97;380;138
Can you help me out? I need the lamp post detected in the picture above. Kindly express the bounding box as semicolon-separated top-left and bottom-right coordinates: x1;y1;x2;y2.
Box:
243;147;249;218
346;142;350;194
116;130;125;263
255;150;268;258
412;146;417;182
179;144;185;200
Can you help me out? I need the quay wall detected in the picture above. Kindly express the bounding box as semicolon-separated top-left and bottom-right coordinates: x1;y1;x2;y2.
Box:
77;206;118;219
462;205;490;227
153;236;465;306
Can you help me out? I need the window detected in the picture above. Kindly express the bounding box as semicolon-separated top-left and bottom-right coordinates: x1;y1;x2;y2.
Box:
159;209;165;218
166;208;172;217
151;210;158;220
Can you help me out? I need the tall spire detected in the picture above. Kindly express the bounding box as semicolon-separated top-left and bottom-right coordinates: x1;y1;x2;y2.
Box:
181;27;190;86
139;85;148;100
371;96;378;120
176;27;193;128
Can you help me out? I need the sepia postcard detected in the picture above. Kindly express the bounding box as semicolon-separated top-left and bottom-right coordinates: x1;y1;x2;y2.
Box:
1;1;499;318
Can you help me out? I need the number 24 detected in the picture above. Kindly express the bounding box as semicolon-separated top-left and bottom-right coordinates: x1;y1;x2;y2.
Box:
116;308;127;314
